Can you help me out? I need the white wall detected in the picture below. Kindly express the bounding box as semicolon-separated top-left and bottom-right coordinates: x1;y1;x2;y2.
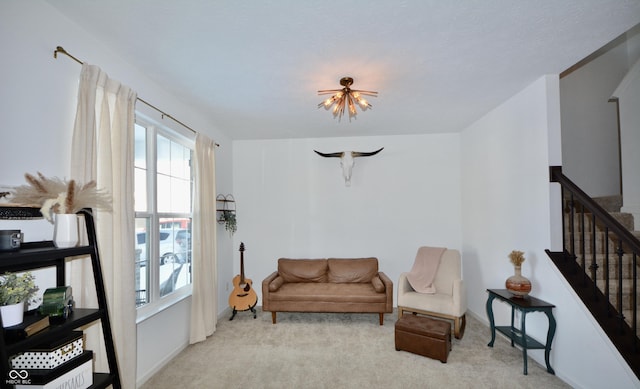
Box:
0;1;234;387
613;58;640;229
461;75;638;388
232;134;461;304
560;40;629;198
615;26;640;228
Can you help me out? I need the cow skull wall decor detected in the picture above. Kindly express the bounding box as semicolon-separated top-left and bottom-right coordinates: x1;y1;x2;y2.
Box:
314;147;384;186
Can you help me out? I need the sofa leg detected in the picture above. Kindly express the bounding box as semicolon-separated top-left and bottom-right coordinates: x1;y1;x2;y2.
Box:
454;314;466;339
379;313;384;326
271;311;277;324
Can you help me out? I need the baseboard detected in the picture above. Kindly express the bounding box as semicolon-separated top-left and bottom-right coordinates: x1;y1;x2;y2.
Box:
136;340;189;388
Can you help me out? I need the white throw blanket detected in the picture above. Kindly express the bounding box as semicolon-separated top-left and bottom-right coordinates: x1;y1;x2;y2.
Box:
406;246;446;294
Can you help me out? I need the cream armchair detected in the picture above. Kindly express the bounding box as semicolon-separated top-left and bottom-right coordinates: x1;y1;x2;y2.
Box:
398;248;467;339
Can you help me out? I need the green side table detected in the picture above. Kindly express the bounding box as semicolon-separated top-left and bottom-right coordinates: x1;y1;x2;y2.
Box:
486;288;556;375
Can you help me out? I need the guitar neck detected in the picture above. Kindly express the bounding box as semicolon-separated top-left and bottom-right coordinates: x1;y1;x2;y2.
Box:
240;251;245;283
239;242;246;283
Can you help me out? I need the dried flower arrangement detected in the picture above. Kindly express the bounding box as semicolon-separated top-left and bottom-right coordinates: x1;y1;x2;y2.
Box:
508;250;526;267
7;172;111;223
0;272;39;306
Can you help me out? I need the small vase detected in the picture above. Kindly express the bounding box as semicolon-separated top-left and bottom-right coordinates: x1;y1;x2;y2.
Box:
506;265;532;298
1;301;24;327
53;213;79;248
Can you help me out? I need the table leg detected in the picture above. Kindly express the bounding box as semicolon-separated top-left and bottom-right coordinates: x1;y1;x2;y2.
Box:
510;307;515;347
521;311;528;375
486;293;497;347
544;309;557;374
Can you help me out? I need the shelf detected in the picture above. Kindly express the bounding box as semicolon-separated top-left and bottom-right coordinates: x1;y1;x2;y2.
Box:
495;326;545;349
91;372;115;389
0;208;121;388
0;206;43;220
0;241;94;268
4;309;103;356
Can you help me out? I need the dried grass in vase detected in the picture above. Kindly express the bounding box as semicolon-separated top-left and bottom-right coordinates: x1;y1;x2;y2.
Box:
508;250;526;267
8;172;111;222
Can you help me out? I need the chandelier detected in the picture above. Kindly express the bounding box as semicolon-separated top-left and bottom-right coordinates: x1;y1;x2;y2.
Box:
318;77;378;121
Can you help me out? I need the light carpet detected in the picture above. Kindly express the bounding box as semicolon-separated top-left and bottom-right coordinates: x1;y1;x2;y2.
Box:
140;309;570;389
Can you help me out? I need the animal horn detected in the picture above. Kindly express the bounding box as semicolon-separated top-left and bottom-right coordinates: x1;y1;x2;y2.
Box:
352;147;384;157
314;150;344;158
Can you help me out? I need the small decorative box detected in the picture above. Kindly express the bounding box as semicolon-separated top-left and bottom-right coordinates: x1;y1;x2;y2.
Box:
10;331;83;369
14;350;93;389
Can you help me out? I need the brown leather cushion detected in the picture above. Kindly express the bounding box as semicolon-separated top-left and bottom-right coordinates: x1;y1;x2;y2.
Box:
395;314;450;339
371;275;385;292
278;258;328;283
327;258;378;283
269;276;284;292
269;282;386;303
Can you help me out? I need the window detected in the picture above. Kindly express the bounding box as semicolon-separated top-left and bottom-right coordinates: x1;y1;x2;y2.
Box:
134;116;194;316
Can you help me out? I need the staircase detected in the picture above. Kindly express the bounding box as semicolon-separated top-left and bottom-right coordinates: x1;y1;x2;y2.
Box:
568;196;639;315
546;166;640;379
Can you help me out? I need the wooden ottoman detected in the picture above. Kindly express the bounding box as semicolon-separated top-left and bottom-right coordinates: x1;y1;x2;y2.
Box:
395;314;451;363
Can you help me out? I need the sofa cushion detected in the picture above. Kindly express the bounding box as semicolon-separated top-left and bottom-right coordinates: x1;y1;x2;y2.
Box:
371;275;385;292
269;282;387;303
269;276;284;292
327;258;378;283
278;258;328;283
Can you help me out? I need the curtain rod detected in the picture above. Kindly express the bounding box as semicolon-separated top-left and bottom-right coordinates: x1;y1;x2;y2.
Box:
53;46;219;147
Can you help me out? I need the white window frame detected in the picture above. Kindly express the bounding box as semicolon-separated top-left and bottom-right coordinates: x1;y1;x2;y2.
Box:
135;113;194;323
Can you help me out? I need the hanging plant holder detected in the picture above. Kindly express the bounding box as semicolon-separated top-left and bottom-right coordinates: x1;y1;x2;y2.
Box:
216;194;237;235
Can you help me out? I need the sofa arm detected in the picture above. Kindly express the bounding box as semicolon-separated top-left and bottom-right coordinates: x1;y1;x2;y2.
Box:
262;271;280;311
452;278;467;317
378;272;394;312
398;272;413;296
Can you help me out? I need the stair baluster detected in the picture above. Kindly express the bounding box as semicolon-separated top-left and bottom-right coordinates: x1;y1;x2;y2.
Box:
547;165;640;379
590;213;599;300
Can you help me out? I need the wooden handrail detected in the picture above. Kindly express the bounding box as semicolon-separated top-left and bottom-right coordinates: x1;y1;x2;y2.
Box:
550;166;640;254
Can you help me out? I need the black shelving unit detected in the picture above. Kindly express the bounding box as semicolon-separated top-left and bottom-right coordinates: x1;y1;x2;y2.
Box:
0;208;120;389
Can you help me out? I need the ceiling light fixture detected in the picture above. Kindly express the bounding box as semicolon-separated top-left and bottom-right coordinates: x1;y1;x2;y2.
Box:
318;77;377;121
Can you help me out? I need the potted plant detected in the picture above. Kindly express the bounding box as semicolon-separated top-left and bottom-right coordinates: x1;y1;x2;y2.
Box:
0;271;39;327
221;210;237;236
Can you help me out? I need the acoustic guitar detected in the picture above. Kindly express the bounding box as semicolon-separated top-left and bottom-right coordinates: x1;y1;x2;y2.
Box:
228;242;258;320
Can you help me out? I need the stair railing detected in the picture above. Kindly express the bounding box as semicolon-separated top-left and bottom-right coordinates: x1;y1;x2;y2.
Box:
550;166;640;346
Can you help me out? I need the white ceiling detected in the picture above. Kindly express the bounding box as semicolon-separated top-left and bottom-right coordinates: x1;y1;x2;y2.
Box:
46;1;640;140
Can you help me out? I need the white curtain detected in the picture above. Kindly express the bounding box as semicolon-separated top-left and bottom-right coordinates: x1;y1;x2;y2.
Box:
70;63;137;389
190;133;218;343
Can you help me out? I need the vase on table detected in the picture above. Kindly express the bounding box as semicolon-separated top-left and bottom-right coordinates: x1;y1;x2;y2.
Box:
505;265;531;298
0;301;24;327
53;213;79;248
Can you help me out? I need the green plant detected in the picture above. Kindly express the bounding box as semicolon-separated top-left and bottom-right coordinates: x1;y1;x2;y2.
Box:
0;272;39;306
221;210;237;235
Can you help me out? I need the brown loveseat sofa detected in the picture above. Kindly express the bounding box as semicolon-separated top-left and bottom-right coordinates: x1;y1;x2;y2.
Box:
262;257;393;325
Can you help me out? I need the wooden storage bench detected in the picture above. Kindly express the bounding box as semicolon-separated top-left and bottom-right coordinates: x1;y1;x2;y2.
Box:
395;314;451;363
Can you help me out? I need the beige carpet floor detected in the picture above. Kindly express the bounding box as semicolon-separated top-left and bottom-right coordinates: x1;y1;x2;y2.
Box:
140;309;571;389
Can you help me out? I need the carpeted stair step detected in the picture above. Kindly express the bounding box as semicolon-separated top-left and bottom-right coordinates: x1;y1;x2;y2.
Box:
593;195;623;212
564;212;635;232
572;255;638;281
565;232;637;255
